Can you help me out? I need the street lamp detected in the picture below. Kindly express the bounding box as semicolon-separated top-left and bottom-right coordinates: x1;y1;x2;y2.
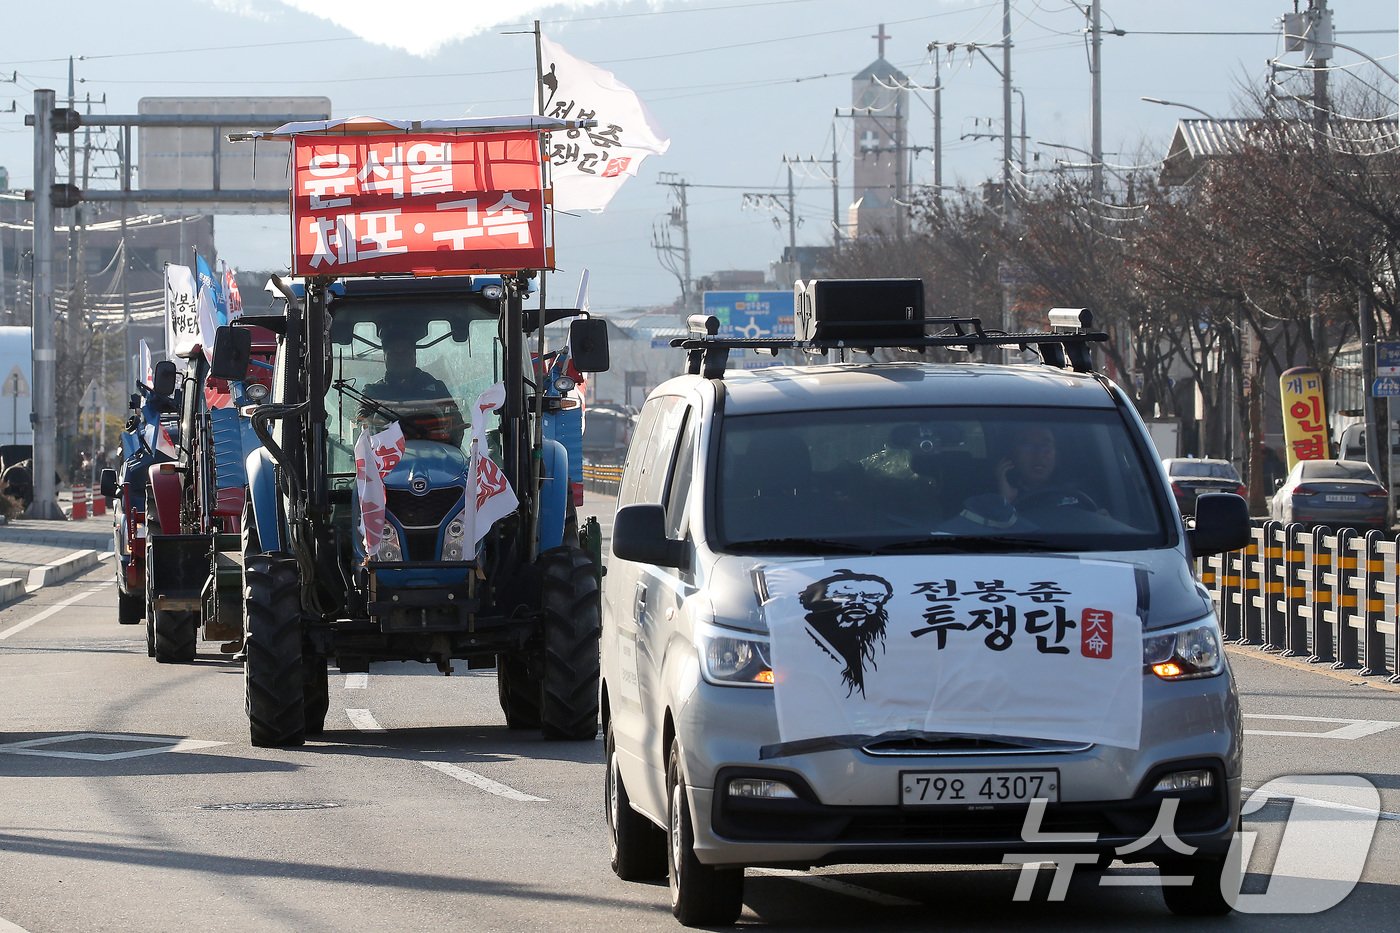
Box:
1141;97;1221;121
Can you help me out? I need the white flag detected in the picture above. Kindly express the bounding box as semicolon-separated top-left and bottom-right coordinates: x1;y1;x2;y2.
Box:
196;279;218;363
138;339;153;388
539;36;670;212
164;264;199;371
465;383;519;550
355;421;406;560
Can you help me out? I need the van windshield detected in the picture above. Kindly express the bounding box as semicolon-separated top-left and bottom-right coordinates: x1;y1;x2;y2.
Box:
715;406;1171;553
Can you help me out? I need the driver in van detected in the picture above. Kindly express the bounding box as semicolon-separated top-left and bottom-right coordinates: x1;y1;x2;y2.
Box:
360;328;466;445
996;423;1095;512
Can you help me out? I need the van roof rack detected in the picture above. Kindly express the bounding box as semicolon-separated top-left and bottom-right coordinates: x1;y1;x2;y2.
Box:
673;312;1109;380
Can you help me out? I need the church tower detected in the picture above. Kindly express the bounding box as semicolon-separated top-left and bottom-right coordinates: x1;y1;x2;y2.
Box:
851;24;908;238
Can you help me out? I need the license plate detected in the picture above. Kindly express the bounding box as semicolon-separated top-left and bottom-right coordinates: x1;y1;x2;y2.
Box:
1324;494;1356;503
901;769;1059;807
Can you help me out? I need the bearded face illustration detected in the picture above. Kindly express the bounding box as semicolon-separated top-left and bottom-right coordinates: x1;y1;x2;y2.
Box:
798;571;893;698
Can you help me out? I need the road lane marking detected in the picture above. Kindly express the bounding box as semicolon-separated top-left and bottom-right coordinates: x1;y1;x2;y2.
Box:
344;673;368;689
750;868;921;906
1242;785;1400;823
421;761;547;802
1243;713;1400;740
0;588;104;642
344;708;384;732
0;733;226;761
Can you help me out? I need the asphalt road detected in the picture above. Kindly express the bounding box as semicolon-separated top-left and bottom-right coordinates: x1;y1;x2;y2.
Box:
1;550;1397;929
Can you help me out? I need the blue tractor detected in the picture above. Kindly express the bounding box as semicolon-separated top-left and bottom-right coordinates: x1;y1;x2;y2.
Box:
212;274;609;746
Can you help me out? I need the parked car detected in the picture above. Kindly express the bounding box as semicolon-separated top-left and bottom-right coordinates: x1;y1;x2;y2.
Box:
601;290;1252;926
1269;458;1389;531
1163;458;1247;516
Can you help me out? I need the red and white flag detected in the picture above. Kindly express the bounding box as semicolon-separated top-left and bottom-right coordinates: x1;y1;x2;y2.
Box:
465;383;518;550
355;422;406;560
223;264;243;321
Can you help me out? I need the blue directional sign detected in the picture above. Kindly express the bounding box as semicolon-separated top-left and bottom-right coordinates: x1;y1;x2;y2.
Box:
1371;375;1400;397
702;291;795;339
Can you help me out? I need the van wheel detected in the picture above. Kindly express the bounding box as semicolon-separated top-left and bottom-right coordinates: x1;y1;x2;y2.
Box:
607;719;666;881
667;738;744;926
1158;850;1237;916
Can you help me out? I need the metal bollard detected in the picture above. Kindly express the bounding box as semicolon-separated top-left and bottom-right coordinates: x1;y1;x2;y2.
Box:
1257;521;1286;651
1330;528;1360;670
1358;530;1392;678
1307;527;1335;664
1281;523;1308;657
1237;528;1264;645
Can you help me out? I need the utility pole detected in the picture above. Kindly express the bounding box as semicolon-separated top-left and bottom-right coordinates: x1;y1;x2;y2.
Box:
933;43;943;203
1001;0;1013;216
1090;0;1104;204
785;150;841;245
786;160;797;273
28;88;61;519
652;173;693;310
1309;0;1331;141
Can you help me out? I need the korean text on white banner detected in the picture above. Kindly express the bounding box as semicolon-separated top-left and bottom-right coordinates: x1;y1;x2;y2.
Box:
465;383;519;549
164;264;199;371
224;263;243;321
538;36;671;212
354;421;406;560
763;556;1144;753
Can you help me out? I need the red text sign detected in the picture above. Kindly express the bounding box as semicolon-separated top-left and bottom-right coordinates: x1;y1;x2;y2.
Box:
291;132;549;275
1080;608;1113;659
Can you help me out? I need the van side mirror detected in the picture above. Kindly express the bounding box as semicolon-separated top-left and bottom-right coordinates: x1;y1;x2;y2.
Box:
569;318;610;373
1189;493;1252;557
100;468;119;500
612;504;687;569
210;325;253;380
152;360;178;398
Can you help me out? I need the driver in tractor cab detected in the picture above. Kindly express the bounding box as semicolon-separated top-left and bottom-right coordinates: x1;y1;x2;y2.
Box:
360;327;467;446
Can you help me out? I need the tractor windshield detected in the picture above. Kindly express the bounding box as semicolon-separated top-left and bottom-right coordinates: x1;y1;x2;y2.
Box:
325;297;503;474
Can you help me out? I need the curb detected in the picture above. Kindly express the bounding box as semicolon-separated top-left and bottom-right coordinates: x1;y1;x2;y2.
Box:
25;549;103;592
0;577;23;604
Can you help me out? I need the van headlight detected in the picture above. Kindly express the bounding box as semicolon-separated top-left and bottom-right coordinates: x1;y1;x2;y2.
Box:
1143;618;1224;680
697;623;774;687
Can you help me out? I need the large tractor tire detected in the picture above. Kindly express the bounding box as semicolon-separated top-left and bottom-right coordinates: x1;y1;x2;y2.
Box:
145;508;196;663
303;653;329;737
244;553;306;748
538;545;601;741
117;588;144;626
496;653;541;730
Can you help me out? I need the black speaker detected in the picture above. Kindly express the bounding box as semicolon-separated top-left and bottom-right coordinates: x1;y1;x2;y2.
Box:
794;278;924;342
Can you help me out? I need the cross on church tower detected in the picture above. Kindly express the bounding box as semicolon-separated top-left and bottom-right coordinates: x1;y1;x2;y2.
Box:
872;23;890;59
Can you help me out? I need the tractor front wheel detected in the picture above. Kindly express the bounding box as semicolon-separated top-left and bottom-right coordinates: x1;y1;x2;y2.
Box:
244;553;306;747
538;546;601;741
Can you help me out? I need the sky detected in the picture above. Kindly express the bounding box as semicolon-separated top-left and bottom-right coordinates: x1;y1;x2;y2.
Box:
2;0;1398;315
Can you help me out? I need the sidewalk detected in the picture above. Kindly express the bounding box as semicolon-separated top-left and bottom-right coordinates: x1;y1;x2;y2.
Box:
0;513;114;603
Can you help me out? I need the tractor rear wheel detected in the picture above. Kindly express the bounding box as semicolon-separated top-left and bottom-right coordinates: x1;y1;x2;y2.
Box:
538;546;601;741
244;553;306;747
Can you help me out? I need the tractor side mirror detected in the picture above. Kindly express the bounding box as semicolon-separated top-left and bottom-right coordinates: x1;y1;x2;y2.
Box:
100;468;119;500
152;360;178;398
210;325;253;381
569;318;610;373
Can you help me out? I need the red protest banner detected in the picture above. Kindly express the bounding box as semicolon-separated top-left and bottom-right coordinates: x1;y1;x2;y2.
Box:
291;131;549;275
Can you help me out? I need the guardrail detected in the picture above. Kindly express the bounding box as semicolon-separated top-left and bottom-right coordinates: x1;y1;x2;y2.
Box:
1199;521;1398;681
582;462;624;495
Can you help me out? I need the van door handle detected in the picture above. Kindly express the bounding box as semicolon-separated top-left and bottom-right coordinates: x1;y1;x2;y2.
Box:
635;583;648;622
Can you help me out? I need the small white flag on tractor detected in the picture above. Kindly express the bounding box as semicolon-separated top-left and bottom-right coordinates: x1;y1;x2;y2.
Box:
138;339;153;388
538;35;670;212
465;383;519;550
354;421;406;560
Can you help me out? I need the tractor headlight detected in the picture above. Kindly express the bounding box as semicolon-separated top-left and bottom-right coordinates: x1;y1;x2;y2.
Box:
553;375;575;393
244;383;269;403
378;524;402;563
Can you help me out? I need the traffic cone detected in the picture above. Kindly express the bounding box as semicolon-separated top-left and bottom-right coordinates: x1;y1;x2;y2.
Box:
71;483;88;521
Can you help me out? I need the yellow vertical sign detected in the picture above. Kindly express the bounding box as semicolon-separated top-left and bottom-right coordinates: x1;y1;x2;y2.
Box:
1279;366;1329;471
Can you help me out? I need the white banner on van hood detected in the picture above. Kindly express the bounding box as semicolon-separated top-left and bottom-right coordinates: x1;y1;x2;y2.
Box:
763;556;1143;750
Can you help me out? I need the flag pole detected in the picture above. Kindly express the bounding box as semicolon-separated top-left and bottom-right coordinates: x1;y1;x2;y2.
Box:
527;19;553;558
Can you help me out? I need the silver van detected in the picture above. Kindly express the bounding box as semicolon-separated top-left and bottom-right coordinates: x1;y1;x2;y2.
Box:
600;290;1251;926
